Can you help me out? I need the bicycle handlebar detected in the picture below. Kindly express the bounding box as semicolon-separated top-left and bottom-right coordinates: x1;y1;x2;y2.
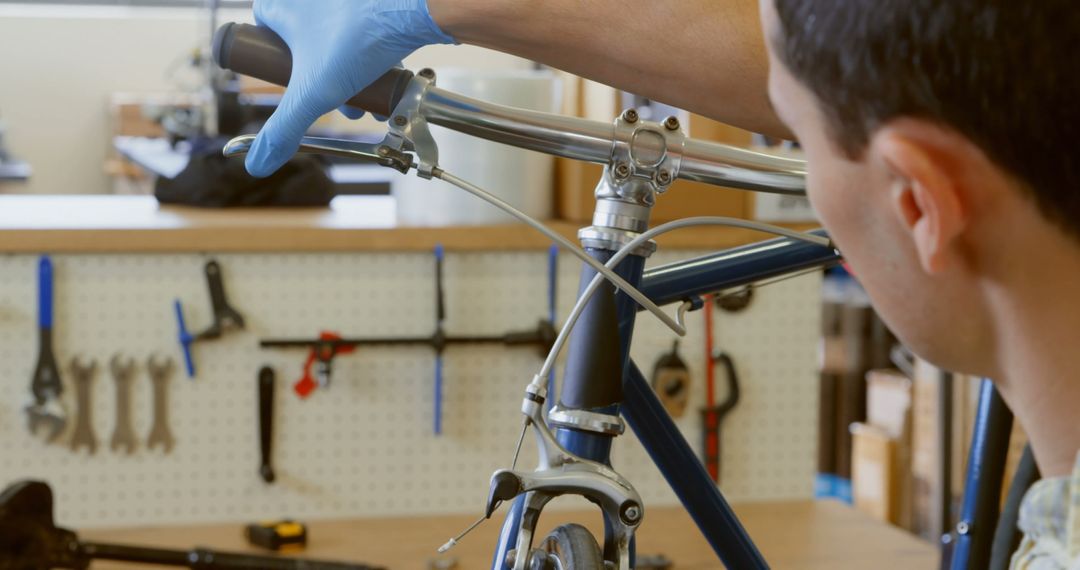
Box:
212;23;807;195
213;23;415;118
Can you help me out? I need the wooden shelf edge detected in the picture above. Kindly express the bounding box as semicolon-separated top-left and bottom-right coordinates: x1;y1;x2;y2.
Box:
0;195;820;253
0;223;582;254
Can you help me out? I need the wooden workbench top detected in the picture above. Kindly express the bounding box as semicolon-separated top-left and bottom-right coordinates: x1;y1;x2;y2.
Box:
82;501;937;569
0;195;815;253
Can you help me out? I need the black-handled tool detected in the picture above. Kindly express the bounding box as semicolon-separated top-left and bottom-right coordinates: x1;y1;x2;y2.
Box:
651;340;691;418
196;260;245;340
258;366;276;484
0;481;383;570
25;255;67;442
175;259;247;378
212;22;415;119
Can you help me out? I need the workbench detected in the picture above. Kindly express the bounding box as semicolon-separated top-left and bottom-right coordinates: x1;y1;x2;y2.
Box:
83;502;937;569
0;195;815;253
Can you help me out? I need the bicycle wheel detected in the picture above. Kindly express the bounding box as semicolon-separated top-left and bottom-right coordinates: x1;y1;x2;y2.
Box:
536;523;604;569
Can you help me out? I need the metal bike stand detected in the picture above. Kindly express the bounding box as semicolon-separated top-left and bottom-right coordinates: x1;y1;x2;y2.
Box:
948;379;1013;570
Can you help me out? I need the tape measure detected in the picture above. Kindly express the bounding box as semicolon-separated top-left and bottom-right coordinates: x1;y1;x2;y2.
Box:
245;520;308;552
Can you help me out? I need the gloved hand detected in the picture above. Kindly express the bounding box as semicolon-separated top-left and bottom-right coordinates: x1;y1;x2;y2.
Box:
245;0;456;178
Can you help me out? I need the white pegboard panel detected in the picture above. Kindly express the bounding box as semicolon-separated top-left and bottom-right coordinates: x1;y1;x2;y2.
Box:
0;248;820;529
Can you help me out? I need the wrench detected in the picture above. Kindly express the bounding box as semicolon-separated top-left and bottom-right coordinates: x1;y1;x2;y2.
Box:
146;355;175;453
68;357;98;454
25;256;67;442
109;355;137;454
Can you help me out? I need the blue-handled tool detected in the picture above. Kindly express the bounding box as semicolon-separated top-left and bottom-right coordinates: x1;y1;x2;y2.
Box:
26;255;67;442
39;256;52;330
173;260;245;379
433;244;445;435
174;299;196;378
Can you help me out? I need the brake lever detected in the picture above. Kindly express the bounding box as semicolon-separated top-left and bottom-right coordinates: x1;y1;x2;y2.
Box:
223;135;414;174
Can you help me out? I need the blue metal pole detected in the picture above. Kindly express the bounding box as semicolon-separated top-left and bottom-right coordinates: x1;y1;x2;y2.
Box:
950;379;1013;570
638;229;838;308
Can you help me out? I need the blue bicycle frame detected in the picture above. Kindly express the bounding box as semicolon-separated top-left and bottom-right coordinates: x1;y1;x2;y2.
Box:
492;231;842;569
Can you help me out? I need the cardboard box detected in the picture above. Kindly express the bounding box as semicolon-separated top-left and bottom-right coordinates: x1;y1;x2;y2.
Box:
867;370;913;439
852;422;903;524
865;369;914;530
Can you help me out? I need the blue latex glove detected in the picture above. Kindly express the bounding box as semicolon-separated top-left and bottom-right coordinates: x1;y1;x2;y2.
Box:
246;0;455;178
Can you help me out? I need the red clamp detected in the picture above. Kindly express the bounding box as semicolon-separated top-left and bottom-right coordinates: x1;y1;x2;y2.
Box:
293;332;356;398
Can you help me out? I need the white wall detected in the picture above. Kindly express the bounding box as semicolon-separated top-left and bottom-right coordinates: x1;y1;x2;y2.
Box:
0;4;531;195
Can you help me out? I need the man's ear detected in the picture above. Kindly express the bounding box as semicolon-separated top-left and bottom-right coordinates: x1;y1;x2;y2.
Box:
870;124;967;274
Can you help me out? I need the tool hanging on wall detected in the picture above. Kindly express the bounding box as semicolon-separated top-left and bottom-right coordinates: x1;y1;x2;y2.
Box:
259;245;559;435
701;294;742;484
68;357;98;454
290;332;357;398
174;259;246;378
258;366;277;484
109;355;138;455
651;340;691;418
0;481;384;570
25;255;67;443
146;355;176;453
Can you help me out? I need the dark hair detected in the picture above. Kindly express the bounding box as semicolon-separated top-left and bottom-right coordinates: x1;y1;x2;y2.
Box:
772;0;1080;236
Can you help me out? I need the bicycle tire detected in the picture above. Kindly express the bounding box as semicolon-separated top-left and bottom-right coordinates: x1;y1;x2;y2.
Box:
538;523;604;569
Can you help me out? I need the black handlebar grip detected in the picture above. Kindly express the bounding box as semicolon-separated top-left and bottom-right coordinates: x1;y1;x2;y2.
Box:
212;22;415;118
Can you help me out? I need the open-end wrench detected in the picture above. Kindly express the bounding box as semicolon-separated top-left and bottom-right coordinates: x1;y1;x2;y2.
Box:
25;256;67;442
146;355;175;453
68;357;98;454
109;355;137;454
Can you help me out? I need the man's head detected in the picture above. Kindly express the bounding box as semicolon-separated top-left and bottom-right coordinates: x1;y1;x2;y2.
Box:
760;0;1080;376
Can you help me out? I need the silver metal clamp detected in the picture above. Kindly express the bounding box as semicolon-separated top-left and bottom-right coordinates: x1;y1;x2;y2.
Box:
547;404;625;436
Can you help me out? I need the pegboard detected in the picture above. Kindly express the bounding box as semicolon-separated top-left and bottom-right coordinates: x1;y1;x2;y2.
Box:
0;247;820;529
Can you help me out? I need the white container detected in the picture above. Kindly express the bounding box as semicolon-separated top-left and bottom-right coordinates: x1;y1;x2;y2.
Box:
392;69;561;226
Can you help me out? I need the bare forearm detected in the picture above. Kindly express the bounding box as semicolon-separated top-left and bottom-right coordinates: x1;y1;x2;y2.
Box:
429;0;785;137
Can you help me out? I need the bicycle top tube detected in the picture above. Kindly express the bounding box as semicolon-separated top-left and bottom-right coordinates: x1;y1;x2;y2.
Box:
420;85;807;196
